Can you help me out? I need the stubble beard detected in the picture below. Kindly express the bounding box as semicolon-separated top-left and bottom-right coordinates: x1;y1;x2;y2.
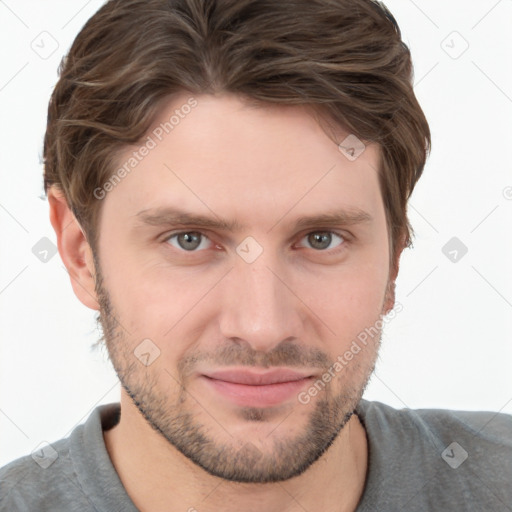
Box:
93;257;380;483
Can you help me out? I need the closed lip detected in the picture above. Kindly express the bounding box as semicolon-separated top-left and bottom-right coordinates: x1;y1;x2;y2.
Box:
201;368;315;386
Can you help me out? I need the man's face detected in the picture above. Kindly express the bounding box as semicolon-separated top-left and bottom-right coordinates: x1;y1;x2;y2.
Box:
93;93;396;483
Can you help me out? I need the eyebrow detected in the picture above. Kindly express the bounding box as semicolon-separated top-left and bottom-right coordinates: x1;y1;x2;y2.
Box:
133;206;373;232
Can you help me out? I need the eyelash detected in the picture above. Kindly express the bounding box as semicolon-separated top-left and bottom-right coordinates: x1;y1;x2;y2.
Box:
162;230;350;255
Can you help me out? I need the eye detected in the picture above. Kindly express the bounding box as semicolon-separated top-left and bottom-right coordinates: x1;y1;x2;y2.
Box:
163;230;346;254
298;231;345;251
165;231;212;251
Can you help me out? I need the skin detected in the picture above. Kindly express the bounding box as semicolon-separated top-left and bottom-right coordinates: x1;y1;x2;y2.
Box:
49;92;404;512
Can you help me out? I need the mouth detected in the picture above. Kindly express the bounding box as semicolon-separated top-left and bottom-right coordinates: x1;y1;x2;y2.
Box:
200;368;316;407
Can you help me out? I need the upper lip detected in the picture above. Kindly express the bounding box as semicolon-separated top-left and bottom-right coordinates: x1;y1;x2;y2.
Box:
202;368;314;385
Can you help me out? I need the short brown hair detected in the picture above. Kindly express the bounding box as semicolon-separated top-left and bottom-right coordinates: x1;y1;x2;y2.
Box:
44;0;430;266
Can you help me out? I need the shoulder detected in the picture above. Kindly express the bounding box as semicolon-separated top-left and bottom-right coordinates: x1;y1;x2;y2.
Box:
358;399;512;466
0;403;125;512
355;399;512;510
0;428;93;511
359;399;512;448
358;398;512;435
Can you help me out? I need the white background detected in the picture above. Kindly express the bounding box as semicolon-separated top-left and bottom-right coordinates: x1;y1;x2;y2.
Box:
1;0;511;466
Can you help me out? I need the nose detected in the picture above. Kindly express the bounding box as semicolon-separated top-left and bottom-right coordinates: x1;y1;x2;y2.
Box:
218;255;305;353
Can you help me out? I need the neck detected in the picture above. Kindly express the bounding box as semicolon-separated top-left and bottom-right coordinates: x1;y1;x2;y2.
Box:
103;391;368;512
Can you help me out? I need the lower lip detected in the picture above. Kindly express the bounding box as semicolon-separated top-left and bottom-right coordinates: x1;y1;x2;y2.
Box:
201;376;313;407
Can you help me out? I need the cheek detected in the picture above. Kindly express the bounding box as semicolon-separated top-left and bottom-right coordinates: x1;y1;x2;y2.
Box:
301;261;389;344
100;250;219;343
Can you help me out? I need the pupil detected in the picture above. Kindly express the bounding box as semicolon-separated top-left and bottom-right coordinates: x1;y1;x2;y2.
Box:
179;232;201;250
309;232;331;250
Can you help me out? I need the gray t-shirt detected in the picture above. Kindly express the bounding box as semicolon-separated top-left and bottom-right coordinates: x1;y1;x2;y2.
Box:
1;399;511;511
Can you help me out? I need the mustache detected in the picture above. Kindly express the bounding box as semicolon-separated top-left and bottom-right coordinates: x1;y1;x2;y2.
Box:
177;341;332;376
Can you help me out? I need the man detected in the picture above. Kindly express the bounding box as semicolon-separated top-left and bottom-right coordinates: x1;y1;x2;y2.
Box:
1;0;510;510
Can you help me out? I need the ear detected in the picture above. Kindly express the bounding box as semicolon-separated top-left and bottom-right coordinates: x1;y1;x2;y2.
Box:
48;186;99;311
382;232;407;315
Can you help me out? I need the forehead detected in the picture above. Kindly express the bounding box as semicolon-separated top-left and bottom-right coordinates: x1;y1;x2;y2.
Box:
103;93;383;229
